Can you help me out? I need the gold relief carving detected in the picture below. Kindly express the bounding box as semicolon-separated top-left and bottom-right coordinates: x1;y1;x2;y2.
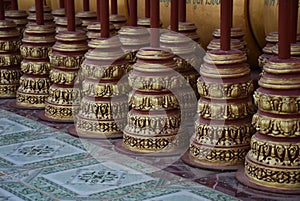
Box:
76;117;125;135
0;84;18;97
128;71;187;91
254;91;300;114
0;69;22;84
197;79;254;99
49;54;85;69
16;93;47;107
123;132;179;152
175;56;198;72
252;113;300;138
245;158;300;190
190;143;249;165
0;40;22;52
49;69;78;85
248;135;300;167
0;54;22;67
129;91;179;111
47;86;81;105
125;110;181;135
81;63;127;80
258;54;271;68
78;97;128;120
198;99;255;120
21;61;51;75
20;46;52;59
45;104;79;121
123;50;138;64
82;79;129;97
18;76;51;93
194;120;254;146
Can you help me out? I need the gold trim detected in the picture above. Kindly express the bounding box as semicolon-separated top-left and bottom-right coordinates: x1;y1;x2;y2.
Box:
49;68;78;85
21;60;51;75
0;40;22;52
0;54;22;67
47;85;81;105
0;68;22;84
198;79;254;99
200;63;250;79
20;45;52;59
45;103;79;121
0;84;18;98
252;113;300;138
16;92;47;107
198;98;255;120
49;53;85;69
18;76;51;94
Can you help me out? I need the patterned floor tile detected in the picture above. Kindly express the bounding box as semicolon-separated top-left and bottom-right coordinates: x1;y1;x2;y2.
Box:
0;132;105;175
4;157;179;201
111;182;240;201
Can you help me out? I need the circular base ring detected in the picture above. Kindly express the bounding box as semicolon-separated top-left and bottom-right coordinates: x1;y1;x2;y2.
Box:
236;168;300;195
11;101;44;110
181;150;243;171
114;140;185;157
67;125;123;139
38;111;74;123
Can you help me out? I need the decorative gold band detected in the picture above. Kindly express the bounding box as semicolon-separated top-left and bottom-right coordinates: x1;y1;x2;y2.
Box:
198;79;254;99
194;119;254;146
81;62;128;80
129;91;179;111
0;84;18;98
252;113;300;138
254;91;300;114
123;132;180;152
189;142;249;166
0;54;22;67
78;96;128;120
49;68;78;85
47;86;81;105
16;92;47;107
82;79;129;97
18;76;51;94
247;134;300;167
0;40;21;52
198;98;255;120
45;103;79;121
245;156;300;190
125;110;181;135
20;46;52;59
0;68;22;84
49;53;86;69
76;116;125;135
21;61;51;75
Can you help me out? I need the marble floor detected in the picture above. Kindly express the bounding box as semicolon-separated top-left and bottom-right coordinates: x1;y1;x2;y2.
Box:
0;99;298;201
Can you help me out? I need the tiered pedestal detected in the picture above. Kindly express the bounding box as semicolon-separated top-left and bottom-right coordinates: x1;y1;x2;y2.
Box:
258;32;278;68
182;49;256;170
76;11;97;32
27;6;55;27
118;26;149;71
55;17;82;33
178;22;200;43
237;58;300;194
137;18;162;28
86;22;116;41
207;39;244;52
72;37;129;138
0;20;22;98
40;31;88;122
115;48;188;156
52;8;65;22
16;24;56;108
160;31;200;122
110;14;127;31
5;10;28;34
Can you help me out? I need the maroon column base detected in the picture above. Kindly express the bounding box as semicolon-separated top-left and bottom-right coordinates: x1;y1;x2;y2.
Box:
236;168;300;195
181;150;243;171
38;111;74;123
114;140;184;157
67;125;123;139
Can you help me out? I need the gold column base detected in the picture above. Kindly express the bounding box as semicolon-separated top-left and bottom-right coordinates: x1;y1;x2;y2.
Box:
5;10;28;34
86;22;116;41
109;14;127;31
76;11;97;31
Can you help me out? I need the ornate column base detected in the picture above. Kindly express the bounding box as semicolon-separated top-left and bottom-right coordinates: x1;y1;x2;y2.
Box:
76;11;97;32
5;10;28;34
86;22;116;41
109;14;127;31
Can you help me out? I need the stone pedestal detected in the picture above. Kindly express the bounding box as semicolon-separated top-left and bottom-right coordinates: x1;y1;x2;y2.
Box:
76;11;97;32
160;31;200;122
41;31;88;122
110;14;127;31
237;58;300;194
182;49;256;170
16;24;56;108
115;48;187;155
74;37;129;138
0;20;22;98
5;10;28;34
